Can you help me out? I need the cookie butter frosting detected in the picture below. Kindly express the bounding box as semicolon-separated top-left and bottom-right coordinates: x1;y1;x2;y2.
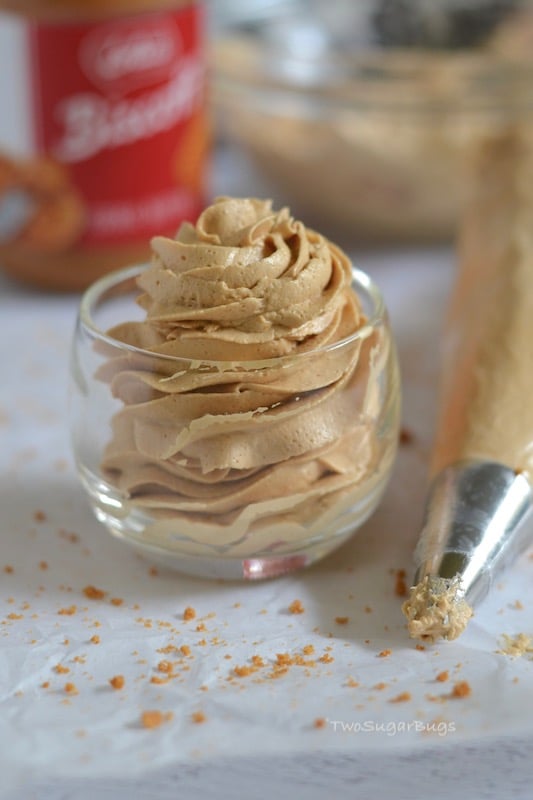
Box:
402;576;473;643
96;197;396;558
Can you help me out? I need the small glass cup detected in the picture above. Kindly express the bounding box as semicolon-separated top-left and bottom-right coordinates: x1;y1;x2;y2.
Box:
70;263;400;580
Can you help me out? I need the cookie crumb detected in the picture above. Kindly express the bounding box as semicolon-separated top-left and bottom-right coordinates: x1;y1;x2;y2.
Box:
57;605;77;616
3;565;14;574
64;682;78;695
377;649;392;658
191;711;206;724
335;616;349;625
394;569;408;598
183;606;196;621
288;599;305;615
399;427;414;445
345;677;359;688
313;717;326;729
389;691;411;703
140;710;168;729
83;585;105;600
451;680;471;698
436;670;449;683
234;664;255;677
109;675;125;690
33;510;47;522
90;635;100;644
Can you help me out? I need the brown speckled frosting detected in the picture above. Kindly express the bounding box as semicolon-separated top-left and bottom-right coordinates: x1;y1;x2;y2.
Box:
97;197;391;556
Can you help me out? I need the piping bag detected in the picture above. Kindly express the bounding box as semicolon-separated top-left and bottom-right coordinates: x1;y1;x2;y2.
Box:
402;129;533;642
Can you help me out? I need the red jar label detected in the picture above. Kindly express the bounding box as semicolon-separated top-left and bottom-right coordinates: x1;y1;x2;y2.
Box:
0;3;207;250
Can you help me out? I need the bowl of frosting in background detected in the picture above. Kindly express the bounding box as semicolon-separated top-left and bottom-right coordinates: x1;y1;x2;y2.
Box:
212;0;533;243
70;197;400;580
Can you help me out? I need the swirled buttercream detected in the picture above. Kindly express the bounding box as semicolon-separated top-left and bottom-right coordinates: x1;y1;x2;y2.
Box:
97;197;396;558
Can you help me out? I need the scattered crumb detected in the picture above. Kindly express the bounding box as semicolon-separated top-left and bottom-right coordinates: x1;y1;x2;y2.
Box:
90;635;100;644
41;681;50;689
389;691;412;703
415;644;426;651
436;671;449;683
83;585;105;600
373;682;388;691
140;710;172;729
394;569;408;598
33;510;47;523
180;645;192;657
39;561;48;571
57;605;77;616
364;605;373;614
157;660;173;674
318;653;334;664
183;606;196;621
109;675;125;690
3;565;14;574
234;664;255;677
54;664;70;674
191;711;206;724
302;644;314;655
377;649;392;658
345;677;360;688
288;599;305;615
64;682;78;695
335;616;349;625
399;427;414;445
313;717;326;729
512;600;524;610
110;598;124;606
150;676;170;685
58;529;79;544
451;681;472;699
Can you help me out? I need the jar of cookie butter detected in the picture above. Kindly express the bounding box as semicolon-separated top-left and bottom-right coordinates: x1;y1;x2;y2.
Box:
0;0;208;290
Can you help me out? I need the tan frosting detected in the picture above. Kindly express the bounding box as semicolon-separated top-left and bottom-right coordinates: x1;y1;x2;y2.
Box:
97;197;395;557
431;128;533;480
402;576;473;643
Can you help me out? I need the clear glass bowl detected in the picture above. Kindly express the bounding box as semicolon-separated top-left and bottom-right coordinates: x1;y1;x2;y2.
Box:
212;0;533;242
70;263;400;580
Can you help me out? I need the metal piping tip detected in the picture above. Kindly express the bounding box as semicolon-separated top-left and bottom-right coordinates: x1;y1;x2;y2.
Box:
403;460;533;642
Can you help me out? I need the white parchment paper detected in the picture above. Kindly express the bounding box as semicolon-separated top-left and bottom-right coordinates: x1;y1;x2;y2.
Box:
0;247;532;799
